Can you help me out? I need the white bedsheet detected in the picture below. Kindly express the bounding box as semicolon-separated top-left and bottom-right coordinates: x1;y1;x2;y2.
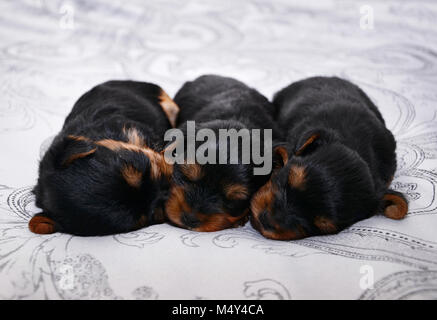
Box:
1;0;437;299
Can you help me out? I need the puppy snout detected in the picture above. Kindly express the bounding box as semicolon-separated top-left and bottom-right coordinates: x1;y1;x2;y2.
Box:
251;209;306;241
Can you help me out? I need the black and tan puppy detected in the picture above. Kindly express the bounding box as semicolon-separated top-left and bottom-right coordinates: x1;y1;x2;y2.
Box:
30;80;179;236
250;76;408;240
165;75;280;232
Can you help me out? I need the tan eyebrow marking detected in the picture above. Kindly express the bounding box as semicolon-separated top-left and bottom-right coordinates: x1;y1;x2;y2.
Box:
224;183;249;200
63;148;97;166
121;165;143;188
288;165;306;190
179;163;204;181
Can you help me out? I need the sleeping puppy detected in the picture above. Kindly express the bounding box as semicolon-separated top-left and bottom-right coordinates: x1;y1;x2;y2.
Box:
250;76;408;240
165;75;281;232
30;80;179;236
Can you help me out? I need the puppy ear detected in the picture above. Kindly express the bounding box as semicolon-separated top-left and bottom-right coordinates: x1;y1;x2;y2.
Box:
29;213;57;234
295;128;339;156
273;145;289;169
382;190;408;220
295;133;320;156
58;135;96;167
159;89;180;128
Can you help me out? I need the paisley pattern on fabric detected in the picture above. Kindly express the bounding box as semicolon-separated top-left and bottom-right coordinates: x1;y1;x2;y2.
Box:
1;0;436;299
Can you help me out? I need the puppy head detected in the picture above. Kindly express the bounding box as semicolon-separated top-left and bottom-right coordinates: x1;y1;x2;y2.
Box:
31;130;172;236
164;121;252;231
250;130;379;240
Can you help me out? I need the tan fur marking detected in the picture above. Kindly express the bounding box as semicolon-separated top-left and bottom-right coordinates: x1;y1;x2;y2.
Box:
179;163;204;181
314;216;337;234
192;210;249;232
95;139;126;151
275;146;289;167
165;186;192;227
67;135;92;142
259;227;305;241
159;89;179;128
63;148;97;166
153;206;166;223
289;165;306;190
224;184;249;200
135;215;148;230
123;127;145;147
96;139;173;180
387;175;394;188
296;134;320;155
255;214;306;240
165;186;248;231
250;181;307;240
122;165;143;188
250;180;275;220
383;194;408;220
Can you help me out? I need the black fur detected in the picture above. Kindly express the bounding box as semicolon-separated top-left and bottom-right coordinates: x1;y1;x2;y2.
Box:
32;80;173;236
250;76;408;240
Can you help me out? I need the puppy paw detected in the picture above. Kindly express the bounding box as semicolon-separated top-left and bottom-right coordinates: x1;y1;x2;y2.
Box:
29;213;57;234
383;191;408;220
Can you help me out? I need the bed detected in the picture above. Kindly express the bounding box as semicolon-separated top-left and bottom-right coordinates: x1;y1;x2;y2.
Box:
1;0;436;300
